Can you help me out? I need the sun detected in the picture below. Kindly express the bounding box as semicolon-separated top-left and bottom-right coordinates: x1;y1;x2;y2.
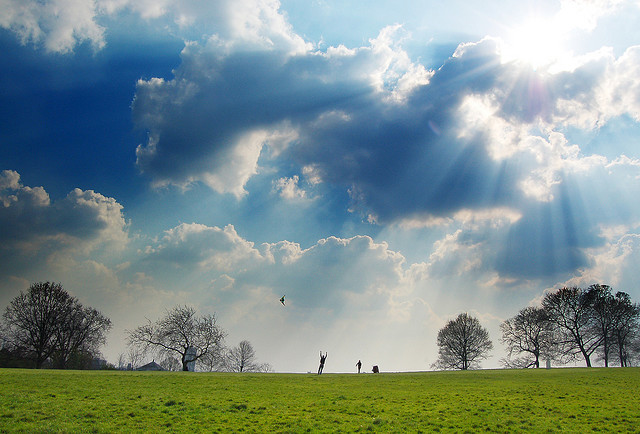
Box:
501;17;568;70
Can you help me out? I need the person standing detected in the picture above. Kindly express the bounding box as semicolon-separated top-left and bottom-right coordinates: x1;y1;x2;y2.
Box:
318;351;327;374
356;360;362;373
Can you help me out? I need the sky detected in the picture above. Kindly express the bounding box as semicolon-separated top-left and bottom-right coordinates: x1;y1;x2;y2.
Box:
1;0;640;373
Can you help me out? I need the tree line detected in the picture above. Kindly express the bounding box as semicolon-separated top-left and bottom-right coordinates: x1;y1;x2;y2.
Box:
0;282;269;372
433;284;640;370
2;281;639;371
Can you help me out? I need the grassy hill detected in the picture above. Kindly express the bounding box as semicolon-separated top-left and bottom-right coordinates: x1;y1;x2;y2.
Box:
1;367;638;432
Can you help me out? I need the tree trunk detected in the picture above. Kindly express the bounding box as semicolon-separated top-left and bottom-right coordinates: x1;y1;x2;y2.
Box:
182;354;189;371
583;351;592;367
615;332;625;367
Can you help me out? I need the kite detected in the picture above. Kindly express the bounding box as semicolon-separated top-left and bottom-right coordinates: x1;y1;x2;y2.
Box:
280;295;286;306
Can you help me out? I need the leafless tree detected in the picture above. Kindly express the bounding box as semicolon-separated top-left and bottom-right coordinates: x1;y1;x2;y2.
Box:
52;305;111;369
2;282;72;368
116;353;127;370
609;292;640;367
226;340;260;372
2;282;111;369
500;306;556;368
127;305;225;371
160;355;181;371
628;335;640;367
542;287;602;367
432;313;493;370
584;284;618;367
125;346;146;370
199;342;227;372
257;362;274;373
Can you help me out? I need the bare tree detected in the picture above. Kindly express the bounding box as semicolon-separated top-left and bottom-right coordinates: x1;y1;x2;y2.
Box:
432;313;493;370
225;340;261;372
116;353;127;370
501;306;555;368
127;305;225;371
2;282;73;368
610;292;640;367
52;305;111;369
2;282;111;369
257;362;274;373
125;346;146;370
199;342;227;372
584;284;617;367
542;287;602;367
628;334;640;367
160;355;181;371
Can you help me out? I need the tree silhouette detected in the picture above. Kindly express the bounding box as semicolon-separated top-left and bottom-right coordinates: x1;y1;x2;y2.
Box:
609;291;640;367
52;304;111;369
501;306;555;368
226;340;257;372
584;284;618;367
2;282;111;369
433;313;493;370
542;287;602;367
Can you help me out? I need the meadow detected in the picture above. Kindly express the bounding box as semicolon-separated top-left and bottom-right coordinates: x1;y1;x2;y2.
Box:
0;367;638;433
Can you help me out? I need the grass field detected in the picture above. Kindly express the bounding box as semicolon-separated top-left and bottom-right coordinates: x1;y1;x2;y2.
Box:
0;367;639;432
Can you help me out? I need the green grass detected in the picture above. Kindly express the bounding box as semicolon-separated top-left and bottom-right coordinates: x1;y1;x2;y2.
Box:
0;368;639;432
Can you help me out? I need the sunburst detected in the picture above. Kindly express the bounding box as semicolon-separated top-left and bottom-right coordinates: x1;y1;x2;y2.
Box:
501;17;568;70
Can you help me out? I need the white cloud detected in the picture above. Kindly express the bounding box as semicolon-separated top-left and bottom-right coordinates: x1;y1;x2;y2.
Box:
451;208;523;229
396;214;452;229
546;45;640;128
1;0;309;54
418;213;516;281
199;129;268;198
517;133;585;201
603;45;640;121
0;170;128;258
99;0;169;19
0;0;105;53
606;155;640;179
102;0;310;53
0;169;21;191
301;165;323;185
366;25;432;102
427;229;484;277
145;223;263;271
552;224;640;291
220;0;310;53
396;207;521;230
141;225;407;312
398;207;530;286
260;240;303;265
457;93;526;161
273;175;308;200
